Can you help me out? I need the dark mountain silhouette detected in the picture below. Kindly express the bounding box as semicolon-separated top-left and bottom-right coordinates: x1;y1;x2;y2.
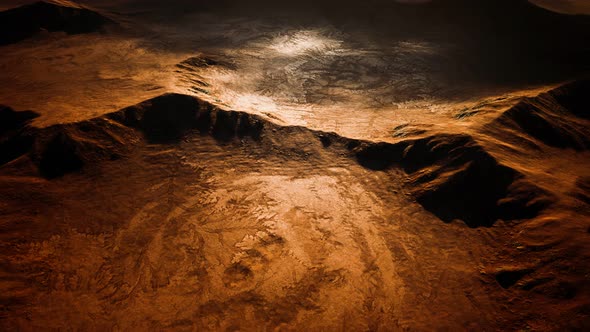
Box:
0;1;113;45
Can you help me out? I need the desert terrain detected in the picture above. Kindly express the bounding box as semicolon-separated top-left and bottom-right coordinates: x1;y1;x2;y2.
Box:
0;0;589;330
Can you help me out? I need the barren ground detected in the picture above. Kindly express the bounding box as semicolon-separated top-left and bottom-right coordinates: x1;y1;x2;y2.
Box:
0;1;589;331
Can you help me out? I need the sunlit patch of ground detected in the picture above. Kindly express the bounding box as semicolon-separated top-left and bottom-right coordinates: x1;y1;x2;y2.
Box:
0;5;569;142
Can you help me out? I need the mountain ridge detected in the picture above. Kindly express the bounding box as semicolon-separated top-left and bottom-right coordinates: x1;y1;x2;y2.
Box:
4;80;587;227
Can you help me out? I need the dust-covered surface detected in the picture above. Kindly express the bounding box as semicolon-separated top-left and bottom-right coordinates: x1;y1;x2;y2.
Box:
0;0;589;331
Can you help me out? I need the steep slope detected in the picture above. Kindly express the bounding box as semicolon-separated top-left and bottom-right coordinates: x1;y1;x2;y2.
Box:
355;134;552;227
487;80;590;151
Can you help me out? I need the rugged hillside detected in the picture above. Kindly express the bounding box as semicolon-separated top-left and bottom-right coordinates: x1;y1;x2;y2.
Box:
486;80;590;151
0;81;588;330
355;135;553;227
0;1;113;45
1;93;554;228
2;81;587;229
0;0;588;328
